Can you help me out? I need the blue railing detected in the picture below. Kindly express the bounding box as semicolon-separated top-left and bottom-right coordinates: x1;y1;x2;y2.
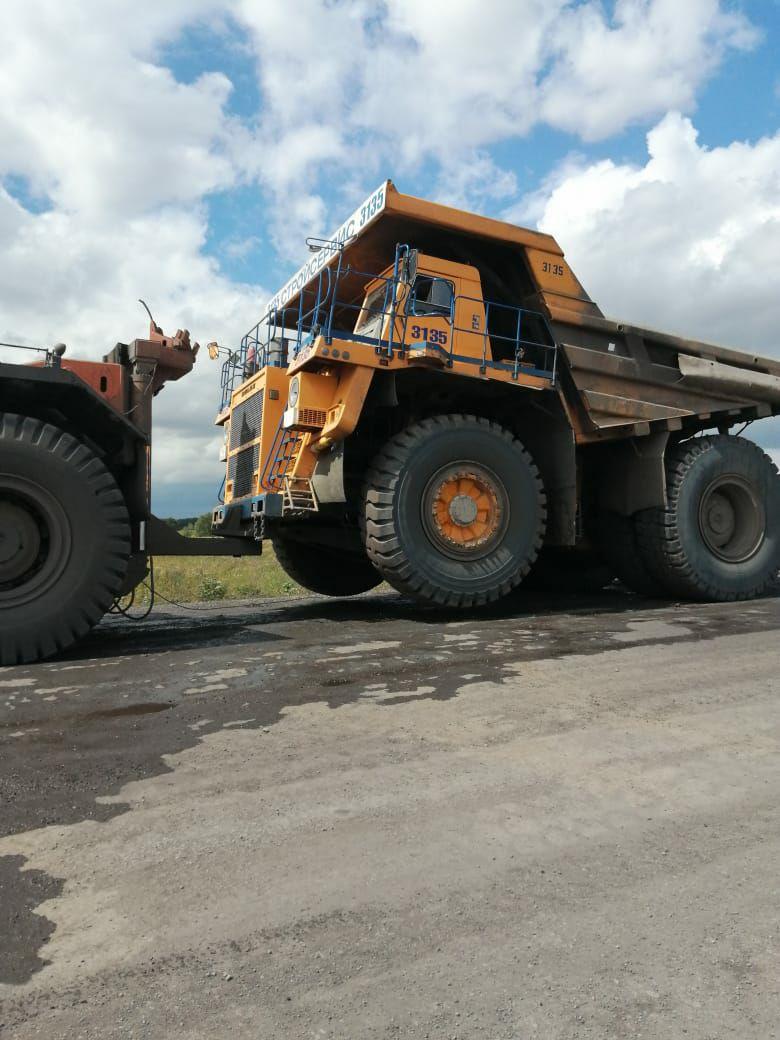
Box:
218;249;407;409
450;294;558;381
218;245;558;409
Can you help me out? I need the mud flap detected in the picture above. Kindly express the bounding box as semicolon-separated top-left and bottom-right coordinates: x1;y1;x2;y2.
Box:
598;432;669;516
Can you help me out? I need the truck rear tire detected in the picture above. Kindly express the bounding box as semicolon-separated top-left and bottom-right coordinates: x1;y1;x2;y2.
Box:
635;435;780;601
597;511;666;597
0;414;130;665
362;415;546;607
520;546;614;595
272;534;382;597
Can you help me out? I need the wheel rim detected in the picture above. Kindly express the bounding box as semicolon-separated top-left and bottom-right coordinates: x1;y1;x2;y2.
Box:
422;464;508;559
0;500;42;584
698;474;766;563
0;477;71;606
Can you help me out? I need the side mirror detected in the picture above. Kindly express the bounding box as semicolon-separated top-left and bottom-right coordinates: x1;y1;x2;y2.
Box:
404;249;418;283
207;342;220;360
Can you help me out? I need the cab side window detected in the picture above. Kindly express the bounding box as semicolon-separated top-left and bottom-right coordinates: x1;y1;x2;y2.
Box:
408;276;453;318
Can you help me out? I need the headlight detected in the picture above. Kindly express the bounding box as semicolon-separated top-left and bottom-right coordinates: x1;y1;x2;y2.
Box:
288;375;300;408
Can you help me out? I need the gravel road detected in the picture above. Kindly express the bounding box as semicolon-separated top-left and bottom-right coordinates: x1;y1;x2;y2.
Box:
1;585;779;1039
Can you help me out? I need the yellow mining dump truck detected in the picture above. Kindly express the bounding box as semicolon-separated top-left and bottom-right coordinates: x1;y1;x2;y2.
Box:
212;180;780;608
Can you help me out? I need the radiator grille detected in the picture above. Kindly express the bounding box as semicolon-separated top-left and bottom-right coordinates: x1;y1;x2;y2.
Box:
228;442;260;500
229;391;263;452
298;407;327;428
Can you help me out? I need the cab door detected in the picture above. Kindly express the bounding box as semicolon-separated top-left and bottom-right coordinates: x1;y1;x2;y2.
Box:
403;275;454;364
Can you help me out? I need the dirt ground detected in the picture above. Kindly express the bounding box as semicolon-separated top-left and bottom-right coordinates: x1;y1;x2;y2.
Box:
1;585;779;1039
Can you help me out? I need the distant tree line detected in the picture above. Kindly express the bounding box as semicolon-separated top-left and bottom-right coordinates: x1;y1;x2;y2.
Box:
161;513;212;537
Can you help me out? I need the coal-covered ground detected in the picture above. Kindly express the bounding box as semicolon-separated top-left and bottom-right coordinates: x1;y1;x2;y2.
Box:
2;585;779;1039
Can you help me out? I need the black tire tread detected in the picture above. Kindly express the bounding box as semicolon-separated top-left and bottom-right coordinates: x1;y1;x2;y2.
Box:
362;414;546;607
598;510;666;597
520;546;614;595
635;435;779;602
272;535;381;597
0;413;130;664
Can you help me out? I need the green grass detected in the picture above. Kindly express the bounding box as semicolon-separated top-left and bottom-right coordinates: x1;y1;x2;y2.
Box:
133;544;303;605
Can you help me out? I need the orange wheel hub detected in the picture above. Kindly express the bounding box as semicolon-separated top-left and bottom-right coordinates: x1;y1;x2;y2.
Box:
430;470;502;550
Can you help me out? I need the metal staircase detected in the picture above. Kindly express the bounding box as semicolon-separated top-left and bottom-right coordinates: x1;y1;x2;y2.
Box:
282;476;318;512
266;427;302;490
261;423;318;512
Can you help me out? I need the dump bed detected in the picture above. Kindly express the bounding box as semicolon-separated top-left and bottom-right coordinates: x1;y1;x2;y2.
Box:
554;316;780;443
258;180;780;443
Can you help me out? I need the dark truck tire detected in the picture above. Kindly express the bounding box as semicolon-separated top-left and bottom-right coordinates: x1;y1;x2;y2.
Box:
0;414;130;665
597;510;666;597
272;534;382;597
520;546;614;595
362;415;546;607
0;411;130;661
635;435;780;601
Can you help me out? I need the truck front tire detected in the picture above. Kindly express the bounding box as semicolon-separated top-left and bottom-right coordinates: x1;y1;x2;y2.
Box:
0;414;130;665
362;415;546;607
635;435;780;601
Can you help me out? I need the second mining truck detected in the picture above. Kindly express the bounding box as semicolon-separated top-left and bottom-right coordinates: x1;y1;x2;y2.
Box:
0;322;257;665
212;180;780;607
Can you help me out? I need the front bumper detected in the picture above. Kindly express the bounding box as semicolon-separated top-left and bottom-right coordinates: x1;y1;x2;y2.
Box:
211;491;284;539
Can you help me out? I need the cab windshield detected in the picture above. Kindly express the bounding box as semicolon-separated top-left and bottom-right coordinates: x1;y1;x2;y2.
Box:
355;283;392;335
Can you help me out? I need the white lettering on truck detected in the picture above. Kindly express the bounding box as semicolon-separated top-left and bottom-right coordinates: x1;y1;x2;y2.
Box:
263;181;388;320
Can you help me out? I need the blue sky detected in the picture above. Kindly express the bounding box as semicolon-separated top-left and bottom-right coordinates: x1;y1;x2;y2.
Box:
165;0;780;294
1;1;779;516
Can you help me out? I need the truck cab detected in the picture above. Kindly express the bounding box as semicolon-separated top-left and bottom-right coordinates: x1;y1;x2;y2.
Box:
355;251;556;375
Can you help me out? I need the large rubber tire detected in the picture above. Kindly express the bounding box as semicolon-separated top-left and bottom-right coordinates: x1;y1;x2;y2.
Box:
521;546;614;595
362;415;546;607
597;510;666;597
635;435;780;601
272;534;382;597
0;414;130;665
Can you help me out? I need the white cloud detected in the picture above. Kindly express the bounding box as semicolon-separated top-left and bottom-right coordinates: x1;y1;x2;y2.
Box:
0;2;265;510
0;1;236;216
435;152;519;210
0;1;772;512
539;0;758;140
520;112;780;348
232;0;759;238
518;110;780;451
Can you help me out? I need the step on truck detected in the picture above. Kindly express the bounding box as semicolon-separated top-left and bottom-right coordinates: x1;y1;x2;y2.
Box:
2;180;779;664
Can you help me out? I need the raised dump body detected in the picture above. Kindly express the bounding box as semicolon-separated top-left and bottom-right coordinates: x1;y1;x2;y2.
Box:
213;180;780;606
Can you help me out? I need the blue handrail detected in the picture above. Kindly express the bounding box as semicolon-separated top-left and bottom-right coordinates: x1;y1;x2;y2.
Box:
218;246;558;410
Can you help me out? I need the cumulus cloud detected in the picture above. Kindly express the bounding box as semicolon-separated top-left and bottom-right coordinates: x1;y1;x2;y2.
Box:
233;0;759;242
519;112;780;349
516;111;780;453
0;1;265;509
0;1;237;216
435;153;519;210
0;0;773;511
172;0;753;318
539;0;759;140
